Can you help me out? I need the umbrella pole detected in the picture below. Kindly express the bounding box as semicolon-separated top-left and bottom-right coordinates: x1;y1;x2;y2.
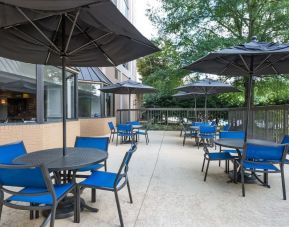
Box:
61;16;67;156
194;96;197;121
128;93;131;121
245;73;253;142
205;94;208;122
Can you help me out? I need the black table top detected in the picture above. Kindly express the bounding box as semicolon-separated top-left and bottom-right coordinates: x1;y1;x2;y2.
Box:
14;147;108;171
215;138;278;149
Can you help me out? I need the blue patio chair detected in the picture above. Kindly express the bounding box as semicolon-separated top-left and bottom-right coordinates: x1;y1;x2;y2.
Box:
0;141;27;164
74;136;109;203
281;135;289;164
240;143;287;200
218;131;245;170
136;124;150;145
198;126;217;149
202;143;237;182
183;124;198;146
193;122;209;127
127;121;141;125
210;121;217;126
0;164;77;227
223;124;230;131
0;141;38;219
77;144;137;227
116;124;136;145
108;122;117;142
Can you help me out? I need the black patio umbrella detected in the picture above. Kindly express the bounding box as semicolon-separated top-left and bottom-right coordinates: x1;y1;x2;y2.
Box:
0;0;159;155
172;91;203;120
184;37;289;140
99;79;156;121
176;79;240;121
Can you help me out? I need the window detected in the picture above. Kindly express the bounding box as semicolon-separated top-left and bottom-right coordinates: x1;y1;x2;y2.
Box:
0;58;36;123
119;0;129;18
122;62;129;70
44;66;75;121
78;82;102;118
105;93;114;117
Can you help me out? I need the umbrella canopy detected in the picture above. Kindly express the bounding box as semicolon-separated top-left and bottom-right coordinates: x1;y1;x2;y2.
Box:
176;79;240;121
0;0;159;155
99;79;156;121
77;67;112;85
99;79;156;94
0;0;159;66
184;37;289;140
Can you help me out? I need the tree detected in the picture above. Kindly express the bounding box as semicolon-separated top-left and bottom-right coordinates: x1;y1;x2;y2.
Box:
139;0;289;107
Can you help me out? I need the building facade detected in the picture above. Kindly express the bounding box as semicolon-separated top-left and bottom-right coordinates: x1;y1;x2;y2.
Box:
0;0;139;151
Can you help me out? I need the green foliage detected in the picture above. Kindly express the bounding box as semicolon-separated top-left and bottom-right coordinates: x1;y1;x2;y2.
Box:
138;0;289;107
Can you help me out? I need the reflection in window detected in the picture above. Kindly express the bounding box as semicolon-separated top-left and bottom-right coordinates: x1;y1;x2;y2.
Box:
44;66;75;121
0;58;36;123
78;83;102;118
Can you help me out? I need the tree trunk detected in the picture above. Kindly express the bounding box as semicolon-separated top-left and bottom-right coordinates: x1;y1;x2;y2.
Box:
243;77;254;107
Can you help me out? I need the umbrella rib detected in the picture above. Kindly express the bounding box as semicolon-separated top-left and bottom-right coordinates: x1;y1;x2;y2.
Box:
255;54;289;74
239;55;250;72
16;7;61;53
65;15;116;65
216;57;249;74
67;32;113;55
254;54;271;72
45;16;62;64
11;26;60;56
64;10;80;53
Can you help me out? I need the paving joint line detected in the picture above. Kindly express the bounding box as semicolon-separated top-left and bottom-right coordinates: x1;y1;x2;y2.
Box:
133;131;165;227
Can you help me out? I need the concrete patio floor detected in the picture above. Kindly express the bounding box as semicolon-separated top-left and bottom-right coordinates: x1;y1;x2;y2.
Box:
2;131;289;227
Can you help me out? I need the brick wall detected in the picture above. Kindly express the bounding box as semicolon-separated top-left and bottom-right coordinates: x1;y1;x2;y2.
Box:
0;118;115;152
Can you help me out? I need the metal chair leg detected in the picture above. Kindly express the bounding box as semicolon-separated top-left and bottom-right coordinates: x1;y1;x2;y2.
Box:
204;160;210;181
219;146;221;167
74;186;80;223
0;190;3;220
91;188;96;203
241;167;245;197
280;164;286;200
201;158;206;172
114;190;124;227
116;135;118;146
127;180;133;203
104;161;107;172
49;205;57;227
183;136;186;146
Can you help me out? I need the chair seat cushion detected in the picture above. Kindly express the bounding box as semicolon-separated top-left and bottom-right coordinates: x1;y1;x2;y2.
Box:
7;183;73;205
80;171;121;190
208;152;234;160
78;163;104;172
243;161;279;171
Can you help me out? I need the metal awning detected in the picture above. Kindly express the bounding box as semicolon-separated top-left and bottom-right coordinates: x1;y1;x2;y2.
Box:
77;67;112;85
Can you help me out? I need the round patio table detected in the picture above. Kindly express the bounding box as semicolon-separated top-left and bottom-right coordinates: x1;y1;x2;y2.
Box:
14;147;108;219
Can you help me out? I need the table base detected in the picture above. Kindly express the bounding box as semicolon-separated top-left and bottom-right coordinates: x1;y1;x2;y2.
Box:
42;197;98;219
228;171;257;184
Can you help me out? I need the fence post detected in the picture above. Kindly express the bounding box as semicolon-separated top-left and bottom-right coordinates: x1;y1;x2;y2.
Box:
284;105;288;137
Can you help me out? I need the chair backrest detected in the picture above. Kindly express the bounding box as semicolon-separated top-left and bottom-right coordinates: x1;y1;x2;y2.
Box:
75;137;109;152
108;121;115;131
114;144;137;187
243;143;287;162
223;124;230;131
210;121;216;126
193;122;209;127
127;121;140;126
0;141;27;164
200;126;216;134
219;131;245;139
117;124;132;132
281;135;289;144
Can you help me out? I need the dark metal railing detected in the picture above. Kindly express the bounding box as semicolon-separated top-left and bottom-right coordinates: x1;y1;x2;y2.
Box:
117;105;289;142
